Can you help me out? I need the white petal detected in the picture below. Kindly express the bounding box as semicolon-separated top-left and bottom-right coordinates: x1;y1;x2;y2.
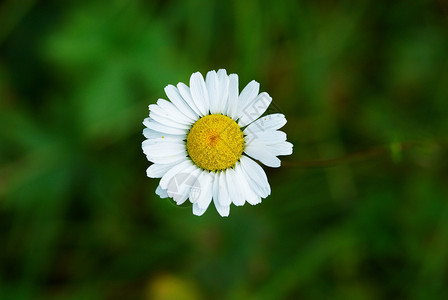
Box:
193;203;207;216
177;168;202;205
212;172;220;207
177;82;202;117
206;70;220;114
144;148;186;163
225;168;245;206
142;140;186;157
145;152;188;165
217;69;228;76
149;111;191;130
266;141;293;156
245;130;286;145
218;171;231;206
145;119;188;135
142;137;185;146
143;128;185;140
148;103;193;125
238;92;272;127
146;160;185;178
240;155;271;198
216;69;229;114
160;160;193;189
155;185;168;198
166;163;196;201
244;140;281;168
226;74;239;119
238;80;260;116
213;197;230;217
234;162;261;205
243;113;286;135
190;72;209;116
164;85;198;121
168;166;201;205
156;99;195;124
194;171;214;209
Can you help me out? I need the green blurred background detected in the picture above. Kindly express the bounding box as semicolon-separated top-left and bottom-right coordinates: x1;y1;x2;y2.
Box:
1;0;448;299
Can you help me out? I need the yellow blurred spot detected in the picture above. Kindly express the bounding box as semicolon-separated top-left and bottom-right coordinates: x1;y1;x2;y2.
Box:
146;273;201;300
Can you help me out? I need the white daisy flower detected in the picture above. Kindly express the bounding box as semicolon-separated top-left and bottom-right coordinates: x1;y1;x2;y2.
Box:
142;69;293;217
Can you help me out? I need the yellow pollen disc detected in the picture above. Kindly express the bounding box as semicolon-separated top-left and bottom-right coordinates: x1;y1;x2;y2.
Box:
186;114;244;171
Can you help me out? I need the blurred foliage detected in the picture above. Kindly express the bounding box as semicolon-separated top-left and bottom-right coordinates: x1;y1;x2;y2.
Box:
1;0;448;299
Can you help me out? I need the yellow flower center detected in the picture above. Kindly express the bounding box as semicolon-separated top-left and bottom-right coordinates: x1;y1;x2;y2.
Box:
186;114;244;171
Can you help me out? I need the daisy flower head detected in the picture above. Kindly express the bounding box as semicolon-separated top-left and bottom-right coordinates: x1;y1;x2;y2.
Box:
142;69;293;217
